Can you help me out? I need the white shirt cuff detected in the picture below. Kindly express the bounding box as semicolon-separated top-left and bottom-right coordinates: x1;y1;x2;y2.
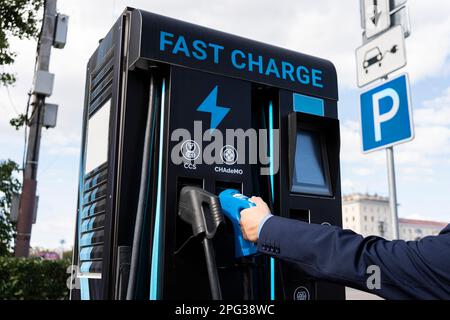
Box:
258;213;273;238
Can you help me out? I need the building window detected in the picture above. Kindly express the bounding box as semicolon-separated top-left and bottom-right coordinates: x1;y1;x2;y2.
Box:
371;216;374;222
364;216;367;222
345;217;348;222
352;216;355;222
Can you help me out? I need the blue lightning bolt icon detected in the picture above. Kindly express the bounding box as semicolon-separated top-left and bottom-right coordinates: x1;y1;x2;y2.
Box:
196;85;230;131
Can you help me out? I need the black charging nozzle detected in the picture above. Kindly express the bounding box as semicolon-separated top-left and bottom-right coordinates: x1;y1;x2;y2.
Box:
178;186;225;300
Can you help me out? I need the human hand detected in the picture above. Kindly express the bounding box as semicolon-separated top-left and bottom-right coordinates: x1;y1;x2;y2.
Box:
240;197;271;242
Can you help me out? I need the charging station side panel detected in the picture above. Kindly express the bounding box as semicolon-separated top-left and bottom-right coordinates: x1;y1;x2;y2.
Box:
72;14;128;300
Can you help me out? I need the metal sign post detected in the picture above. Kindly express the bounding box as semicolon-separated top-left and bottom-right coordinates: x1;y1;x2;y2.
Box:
359;73;413;239
386;146;399;239
357;0;413;240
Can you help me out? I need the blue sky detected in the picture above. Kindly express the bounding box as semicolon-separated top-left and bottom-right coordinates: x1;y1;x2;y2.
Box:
1;0;450;249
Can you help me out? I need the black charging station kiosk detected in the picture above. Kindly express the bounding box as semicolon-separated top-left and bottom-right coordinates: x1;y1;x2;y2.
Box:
71;8;344;300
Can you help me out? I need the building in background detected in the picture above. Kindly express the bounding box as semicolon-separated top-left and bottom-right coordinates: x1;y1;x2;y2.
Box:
29;247;60;260
342;193;447;240
342;193;392;239
398;218;447;241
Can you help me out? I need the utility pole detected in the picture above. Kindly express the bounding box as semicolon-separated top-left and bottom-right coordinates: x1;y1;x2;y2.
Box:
15;0;64;257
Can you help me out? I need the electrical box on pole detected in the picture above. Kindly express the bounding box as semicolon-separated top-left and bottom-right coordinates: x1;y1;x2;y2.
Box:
53;13;69;49
32;70;54;96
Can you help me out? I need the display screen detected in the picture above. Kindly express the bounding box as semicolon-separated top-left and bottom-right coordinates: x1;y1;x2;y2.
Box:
291;129;331;196
85;100;111;173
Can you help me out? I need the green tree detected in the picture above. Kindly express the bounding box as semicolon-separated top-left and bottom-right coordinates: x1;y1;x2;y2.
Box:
62;249;73;261
1;0;44;129
0;257;70;299
0;160;22;256
0;0;43;86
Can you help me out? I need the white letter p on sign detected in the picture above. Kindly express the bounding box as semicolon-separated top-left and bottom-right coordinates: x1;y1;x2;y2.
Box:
372;88;400;142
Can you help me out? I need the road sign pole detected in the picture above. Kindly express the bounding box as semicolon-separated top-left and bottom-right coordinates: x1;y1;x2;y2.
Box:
386;146;399;239
358;1;411;241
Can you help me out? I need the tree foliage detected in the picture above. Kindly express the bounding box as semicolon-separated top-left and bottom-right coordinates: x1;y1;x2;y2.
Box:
0;160;22;256
0;257;70;299
0;0;44;86
9;112;27;130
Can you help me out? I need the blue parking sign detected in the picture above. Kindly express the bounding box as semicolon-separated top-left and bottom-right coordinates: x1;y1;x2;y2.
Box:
360;73;414;153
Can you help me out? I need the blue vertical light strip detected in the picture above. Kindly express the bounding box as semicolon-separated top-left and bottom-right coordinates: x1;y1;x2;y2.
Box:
268;101;275;300
80;275;90;300
78;164;89;300
150;79;166;300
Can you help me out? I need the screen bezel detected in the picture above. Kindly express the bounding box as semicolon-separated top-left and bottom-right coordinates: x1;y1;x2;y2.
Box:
288;112;336;198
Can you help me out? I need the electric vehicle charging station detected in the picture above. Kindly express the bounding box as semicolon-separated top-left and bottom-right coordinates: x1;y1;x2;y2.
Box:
71;8;344;300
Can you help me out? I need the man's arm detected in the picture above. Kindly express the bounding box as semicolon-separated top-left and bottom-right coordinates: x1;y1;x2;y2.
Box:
240;197;450;300
257;215;450;299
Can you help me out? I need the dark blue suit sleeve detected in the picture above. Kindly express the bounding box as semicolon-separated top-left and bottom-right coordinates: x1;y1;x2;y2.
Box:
257;216;450;300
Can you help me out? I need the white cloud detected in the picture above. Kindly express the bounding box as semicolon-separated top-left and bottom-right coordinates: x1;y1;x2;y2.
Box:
340;120;385;165
407;1;450;82
418;87;450;125
353;167;373;176
31;212;76;248
396;87;450;168
41;130;81;156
